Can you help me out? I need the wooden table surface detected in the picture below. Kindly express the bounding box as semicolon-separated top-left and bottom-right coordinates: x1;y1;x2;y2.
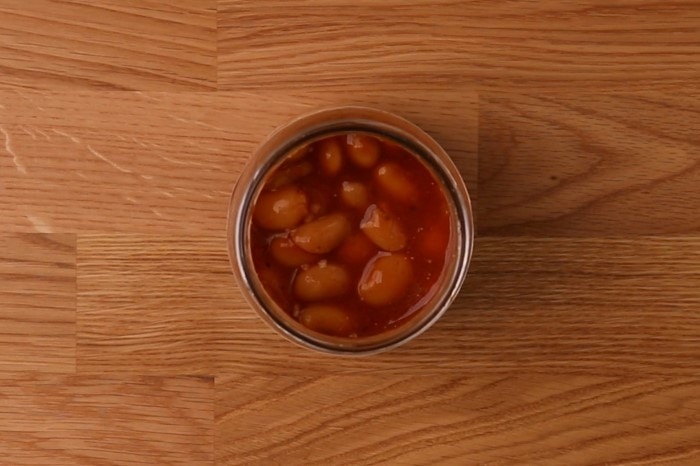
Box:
1;1;699;465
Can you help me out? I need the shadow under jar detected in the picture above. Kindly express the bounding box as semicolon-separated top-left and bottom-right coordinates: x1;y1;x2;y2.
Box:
228;107;474;355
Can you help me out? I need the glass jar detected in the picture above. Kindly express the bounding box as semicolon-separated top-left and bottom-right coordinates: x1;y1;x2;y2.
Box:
227;106;474;355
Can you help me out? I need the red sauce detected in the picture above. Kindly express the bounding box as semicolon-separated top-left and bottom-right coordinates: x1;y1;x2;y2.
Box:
250;132;451;338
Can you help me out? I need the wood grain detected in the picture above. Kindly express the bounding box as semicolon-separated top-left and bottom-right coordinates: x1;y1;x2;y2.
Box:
0;375;213;465
0;0;216;90
479;92;700;236
0;89;477;234
0;234;75;372
218;0;700;92
216;374;700;466
76;235;238;374
1;1;698;463
76;235;700;376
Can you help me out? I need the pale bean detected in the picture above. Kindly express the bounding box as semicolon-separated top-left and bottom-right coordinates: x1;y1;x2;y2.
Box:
317;138;343;176
337;231;377;265
340;181;370;210
299;304;356;336
292;213;351;254
270;237;318;267
360;205;407;252
375;162;419;204
294;262;350;301
346;133;380;168
358;253;413;307
305;184;333;219
253;185;308;231
267;161;313;189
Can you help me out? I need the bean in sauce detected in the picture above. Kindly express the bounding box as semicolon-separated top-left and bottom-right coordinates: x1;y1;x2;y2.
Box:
250;132;451;338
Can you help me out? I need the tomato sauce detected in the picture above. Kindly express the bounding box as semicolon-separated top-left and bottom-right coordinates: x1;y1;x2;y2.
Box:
250;132;451;338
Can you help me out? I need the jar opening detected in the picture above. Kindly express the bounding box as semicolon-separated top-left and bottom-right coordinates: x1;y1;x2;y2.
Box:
228;107;474;355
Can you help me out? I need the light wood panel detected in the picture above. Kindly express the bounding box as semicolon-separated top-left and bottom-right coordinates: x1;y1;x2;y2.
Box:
1;1;698;462
221;234;689;375
0;0;216;90
0;89;477;234
479;92;700;236
218;0;700;92
0;234;75;372
216;374;700;466
76;236;236;374
76;235;700;376
0;375;213;465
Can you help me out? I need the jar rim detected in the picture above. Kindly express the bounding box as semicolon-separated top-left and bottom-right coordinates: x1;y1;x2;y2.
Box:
227;106;474;355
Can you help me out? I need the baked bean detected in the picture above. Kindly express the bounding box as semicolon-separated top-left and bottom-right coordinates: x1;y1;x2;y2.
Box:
267;160;313;189
358;253;413;306
305;183;333;219
250;131;452;338
299;304;356;336
294;262;350;301
270;236;318;267
317;137;343;176
337;231;377;265
292;213;351;254
254;185;309;230
375;162;419;204
346;133;380;168
340;181;370;210
360;205;407;251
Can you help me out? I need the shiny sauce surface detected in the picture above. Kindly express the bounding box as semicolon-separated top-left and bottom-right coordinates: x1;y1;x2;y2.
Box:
250;132;451;337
